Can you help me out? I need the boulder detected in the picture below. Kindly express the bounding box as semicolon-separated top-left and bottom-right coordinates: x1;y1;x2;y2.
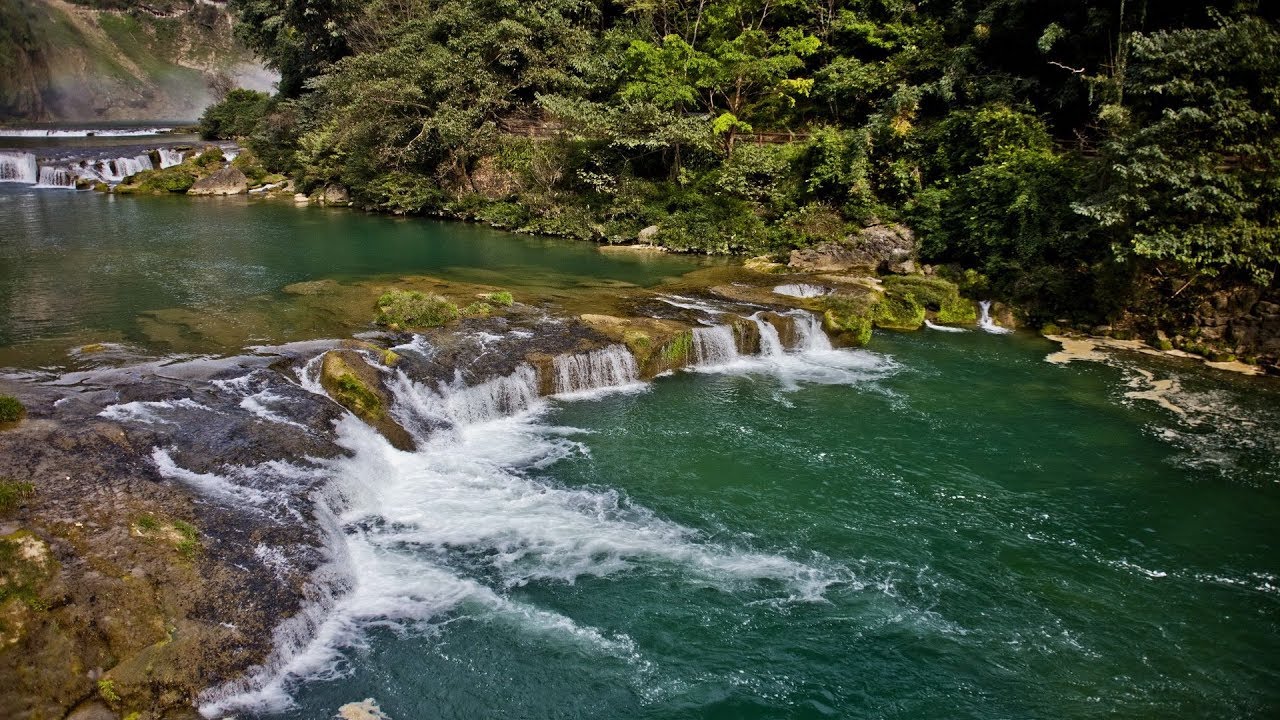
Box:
788;223;916;274
637;225;660;244
321;183;350;205
187;166;248;196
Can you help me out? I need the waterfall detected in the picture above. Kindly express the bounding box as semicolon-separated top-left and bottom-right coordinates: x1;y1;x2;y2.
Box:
978;301;1012;335
393;365;541;428
159;148;186;168
751;313;786;356
789;311;833;352
552;345;639;394
0;152;38;183
87;155;154;183
773;283;830;299
692;325;740;365
35;166;77;189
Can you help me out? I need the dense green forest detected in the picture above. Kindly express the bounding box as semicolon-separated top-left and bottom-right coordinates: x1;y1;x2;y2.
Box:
207;0;1278;329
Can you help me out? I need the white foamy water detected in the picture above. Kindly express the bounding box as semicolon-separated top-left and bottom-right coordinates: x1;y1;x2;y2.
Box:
657;294;727;314
0;152;38;183
978;301;1012;334
925;319;968;333
552;345;640;395
773;283;830;298
691;311;896;390
0;127;173;137
199;392;840;716
198;330;880;715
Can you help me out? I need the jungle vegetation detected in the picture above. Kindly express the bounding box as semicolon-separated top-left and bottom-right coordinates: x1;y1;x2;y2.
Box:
206;0;1279;324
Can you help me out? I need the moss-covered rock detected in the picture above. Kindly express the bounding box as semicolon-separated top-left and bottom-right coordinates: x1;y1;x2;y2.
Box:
319;351;415;451
881;275;976;325
820;294;875;346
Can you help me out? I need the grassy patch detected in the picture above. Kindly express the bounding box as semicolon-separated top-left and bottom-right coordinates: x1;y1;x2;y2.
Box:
462;301;493;317
116;165;197;194
0;480;34;513
375;290;459;329
482;291;514;307
0;395;25;423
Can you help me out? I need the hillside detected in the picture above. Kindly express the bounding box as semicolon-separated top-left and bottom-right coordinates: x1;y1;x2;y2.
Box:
0;0;273;122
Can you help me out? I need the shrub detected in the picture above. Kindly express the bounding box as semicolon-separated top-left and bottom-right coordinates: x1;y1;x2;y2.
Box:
375;290;459;328
482;291;514;307
194;148;226;168
199;88;271;140
97;679;120;705
232;150;268;185
0;395;25;423
118;166;197;194
462;302;493;317
1040;323;1062;336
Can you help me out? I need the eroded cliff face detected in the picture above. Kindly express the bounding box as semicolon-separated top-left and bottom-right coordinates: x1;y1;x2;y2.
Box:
0;0;273;123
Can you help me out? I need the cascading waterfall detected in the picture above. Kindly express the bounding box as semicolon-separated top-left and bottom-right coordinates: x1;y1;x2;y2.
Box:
788;310;834;352
391;364;542;429
159;148;186;168
978;301;1012;335
35;166;77;189
751;313;787;356
0;152;38;183
553;345;639;394
692;325;740;365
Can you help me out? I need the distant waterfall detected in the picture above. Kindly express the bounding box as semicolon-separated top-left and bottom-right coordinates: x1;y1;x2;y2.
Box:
158;148;186;168
35;166;77;189
773;283;830;299
553;345;639;394
978;301;1013;335
0;152;38;183
692;325;740;365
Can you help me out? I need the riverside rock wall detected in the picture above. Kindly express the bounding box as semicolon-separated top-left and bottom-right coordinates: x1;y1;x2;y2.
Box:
0;0;273;123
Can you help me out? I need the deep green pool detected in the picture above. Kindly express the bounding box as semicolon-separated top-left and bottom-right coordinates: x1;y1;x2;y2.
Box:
249;330;1278;720
0;186;704;364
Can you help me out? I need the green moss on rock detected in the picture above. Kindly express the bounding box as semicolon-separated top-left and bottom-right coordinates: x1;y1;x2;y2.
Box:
820;295;874;346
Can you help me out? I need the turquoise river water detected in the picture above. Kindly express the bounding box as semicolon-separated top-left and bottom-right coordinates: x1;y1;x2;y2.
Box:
0;182;1277;719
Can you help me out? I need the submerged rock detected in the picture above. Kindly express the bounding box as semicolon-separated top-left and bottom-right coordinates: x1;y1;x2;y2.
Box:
188;166;249;196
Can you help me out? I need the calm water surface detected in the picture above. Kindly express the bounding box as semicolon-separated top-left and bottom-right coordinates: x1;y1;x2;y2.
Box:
0;186;705;364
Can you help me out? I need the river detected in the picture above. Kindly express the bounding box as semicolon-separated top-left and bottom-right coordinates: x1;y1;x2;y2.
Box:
0;175;1277;719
